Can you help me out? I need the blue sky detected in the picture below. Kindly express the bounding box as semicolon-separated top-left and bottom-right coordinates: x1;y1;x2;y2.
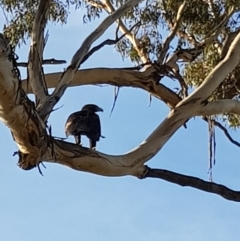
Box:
0;6;240;241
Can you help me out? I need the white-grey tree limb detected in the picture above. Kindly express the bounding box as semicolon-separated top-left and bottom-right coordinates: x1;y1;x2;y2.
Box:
27;0;50;106
21;68;182;108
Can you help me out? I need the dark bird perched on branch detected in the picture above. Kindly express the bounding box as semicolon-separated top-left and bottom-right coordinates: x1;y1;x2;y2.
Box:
65;104;103;149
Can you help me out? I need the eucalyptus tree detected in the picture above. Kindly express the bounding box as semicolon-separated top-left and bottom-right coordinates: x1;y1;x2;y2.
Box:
1;0;240;201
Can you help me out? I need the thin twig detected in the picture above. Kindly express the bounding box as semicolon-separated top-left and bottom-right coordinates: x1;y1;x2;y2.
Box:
80;22;140;65
18;58;67;67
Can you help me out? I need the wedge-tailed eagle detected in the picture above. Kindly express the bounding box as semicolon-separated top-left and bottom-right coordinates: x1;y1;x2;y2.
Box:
65;104;103;149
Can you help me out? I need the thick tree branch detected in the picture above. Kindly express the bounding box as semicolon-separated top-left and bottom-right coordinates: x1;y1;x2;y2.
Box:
0;35;48;158
180;32;240;106
27;0;50;105
220;30;240;59
22;68;181;108
36;0;143;119
197;100;240;116
145;167;240;202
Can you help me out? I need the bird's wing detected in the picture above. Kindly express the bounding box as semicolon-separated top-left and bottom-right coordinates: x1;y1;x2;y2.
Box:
65;110;90;135
87;113;101;141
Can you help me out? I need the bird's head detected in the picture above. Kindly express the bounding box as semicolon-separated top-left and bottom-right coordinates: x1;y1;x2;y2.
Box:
81;104;103;113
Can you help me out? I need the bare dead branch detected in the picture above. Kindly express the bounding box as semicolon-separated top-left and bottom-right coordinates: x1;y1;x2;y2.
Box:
18;58;67;67
36;0;143;120
27;0;50;105
145;167;240;202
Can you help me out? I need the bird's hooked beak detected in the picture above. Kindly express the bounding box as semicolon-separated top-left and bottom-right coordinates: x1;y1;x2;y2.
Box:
97;107;103;112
